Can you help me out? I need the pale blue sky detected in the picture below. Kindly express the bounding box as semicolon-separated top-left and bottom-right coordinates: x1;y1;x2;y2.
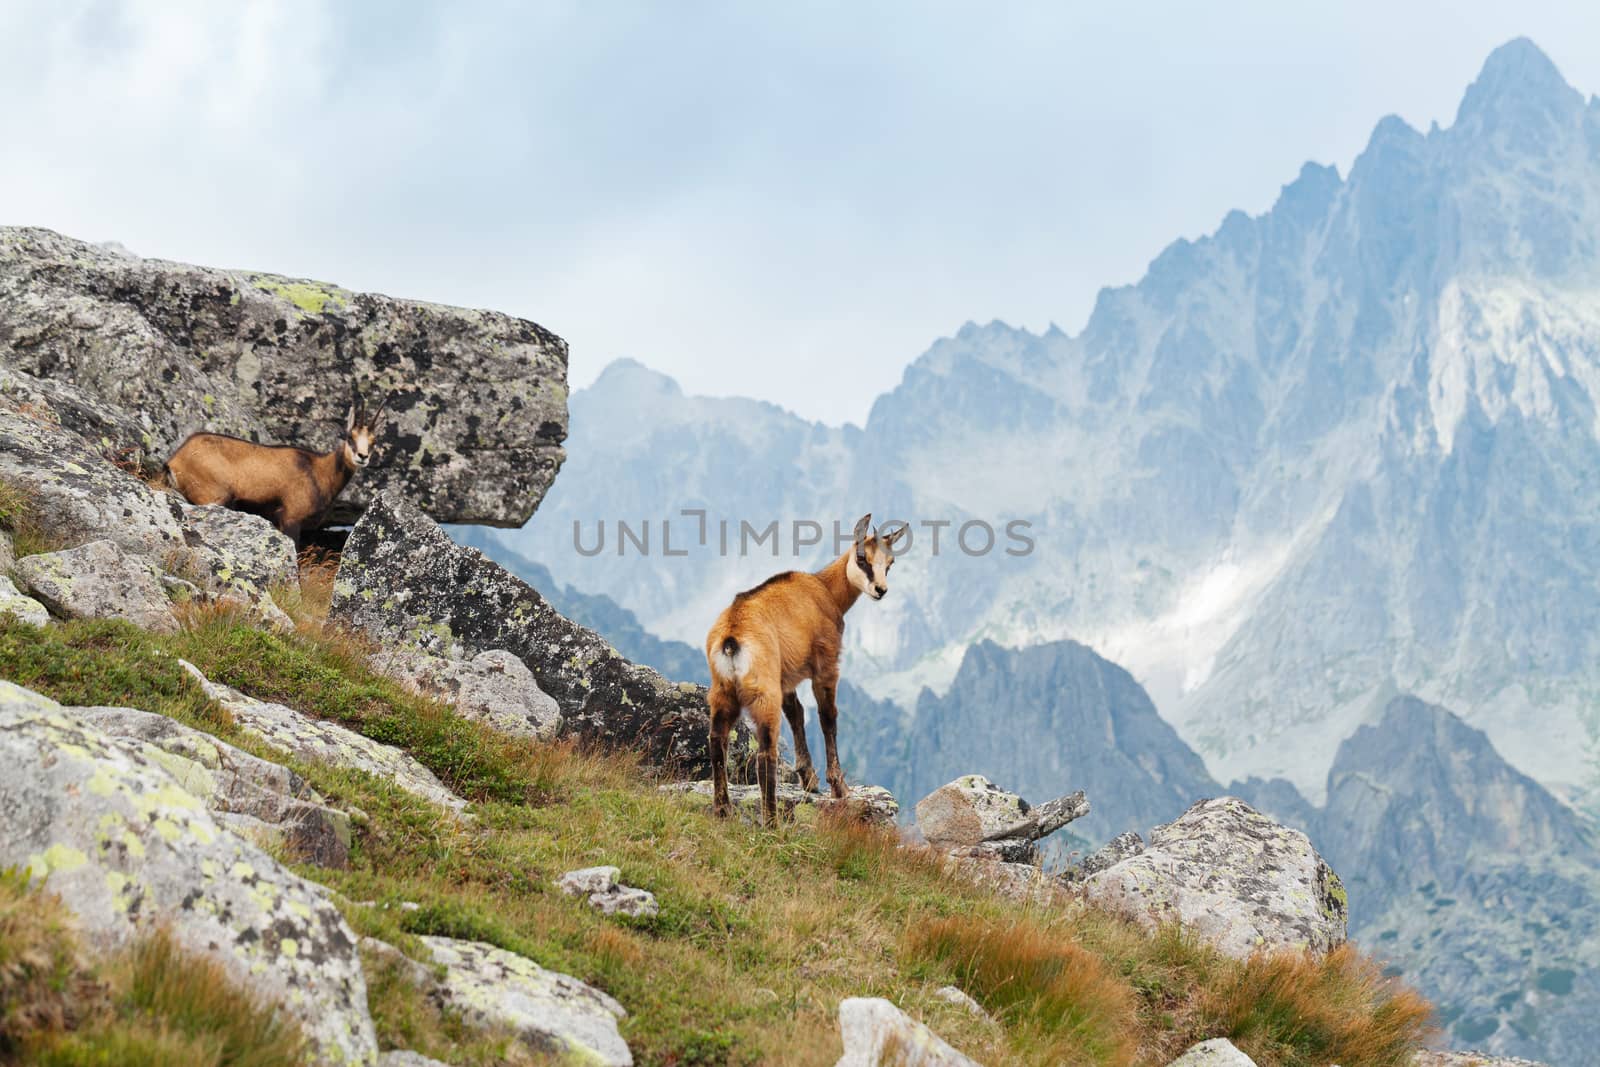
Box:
4;2;1600;423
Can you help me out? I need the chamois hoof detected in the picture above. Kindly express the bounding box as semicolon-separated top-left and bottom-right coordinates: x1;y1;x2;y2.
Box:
828;776;848;801
798;766;820;793
712;802;732;819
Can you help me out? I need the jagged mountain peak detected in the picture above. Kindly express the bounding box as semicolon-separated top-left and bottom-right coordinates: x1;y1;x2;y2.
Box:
1457;37;1583;126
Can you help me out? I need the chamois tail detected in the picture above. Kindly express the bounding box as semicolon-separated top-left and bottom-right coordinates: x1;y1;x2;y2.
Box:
711;635;750;680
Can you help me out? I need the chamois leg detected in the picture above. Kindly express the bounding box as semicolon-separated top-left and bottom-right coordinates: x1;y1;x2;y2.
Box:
746;689;784;827
816;682;847;799
708;682;740;818
782;691;819;793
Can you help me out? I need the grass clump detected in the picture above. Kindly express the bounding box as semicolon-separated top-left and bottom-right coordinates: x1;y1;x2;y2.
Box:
0;479;60;560
0;870;305;1066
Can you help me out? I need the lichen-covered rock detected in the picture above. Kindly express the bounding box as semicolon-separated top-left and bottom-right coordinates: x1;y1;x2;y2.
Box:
556;866;659;919
376;1053;452;1067
947;856;1062;906
836;997;981;1067
178;659;468;816
75;705;352;868
331;494;752;777
419;935;631;1066
1165;1038;1258;1066
0;530;14;574
0;681;376;1064
1080;797;1347;959
371;646;561;741
1064;831;1146;882
0;388;188;557
1411;1052;1549;1067
15;538;179;632
0;226;568;525
179;503;299;599
915;775;1028;847
0;575;47;626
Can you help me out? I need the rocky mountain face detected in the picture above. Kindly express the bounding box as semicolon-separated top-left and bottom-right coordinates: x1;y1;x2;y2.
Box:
496;40;1600;811
0;227;567;525
1236;697;1600;1061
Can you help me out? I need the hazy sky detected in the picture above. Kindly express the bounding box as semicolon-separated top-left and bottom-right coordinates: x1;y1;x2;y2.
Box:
5;2;1600;424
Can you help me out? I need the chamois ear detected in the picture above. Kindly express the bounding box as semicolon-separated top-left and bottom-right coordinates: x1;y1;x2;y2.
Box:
852;513;873;545
882;522;910;552
345;402;358;433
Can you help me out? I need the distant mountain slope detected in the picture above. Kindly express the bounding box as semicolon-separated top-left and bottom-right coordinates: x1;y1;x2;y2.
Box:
1236;696;1600;1061
499;40;1600;809
872;639;1221;851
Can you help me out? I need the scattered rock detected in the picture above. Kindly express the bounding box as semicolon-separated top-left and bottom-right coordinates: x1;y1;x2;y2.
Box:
836;997;981;1067
15;538;179;632
177;503;299;615
661;780;897;826
178;659;469;816
1165;1038;1259;1066
948;856;1062;906
359;935;437;991
1079;797;1347;959
419;935;631;1066
1412;1054;1549;1067
0;530;13;573
1;225;569;526
0;681;376;1064
556;866;659;919
931;986;991;1021
914;775;1087;864
0;575;48;626
332;493;753;777
1064;831;1145;882
377;1052;452;1067
372;646;561;741
74;704;352;868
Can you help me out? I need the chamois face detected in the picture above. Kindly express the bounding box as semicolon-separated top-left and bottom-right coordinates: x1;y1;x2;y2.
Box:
846;513;908;601
342;402;383;469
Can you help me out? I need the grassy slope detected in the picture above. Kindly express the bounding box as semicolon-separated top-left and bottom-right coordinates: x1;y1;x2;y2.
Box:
0;601;1433;1067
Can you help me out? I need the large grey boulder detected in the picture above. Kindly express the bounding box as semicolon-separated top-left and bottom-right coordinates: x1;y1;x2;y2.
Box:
74;705;352;868
1079;797;1347;960
179;659;468;816
0;681;376;1065
179;503;299;598
371;646;561;741
331;493;753;777
835;997;981;1067
419;936;631;1065
0;226;568;526
1165;1038;1258;1066
914;775;1087;864
15;538;179;633
0;575;48;626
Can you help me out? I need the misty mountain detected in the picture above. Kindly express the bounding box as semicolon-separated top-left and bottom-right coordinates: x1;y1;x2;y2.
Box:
498;39;1600;812
1236;696;1600;1060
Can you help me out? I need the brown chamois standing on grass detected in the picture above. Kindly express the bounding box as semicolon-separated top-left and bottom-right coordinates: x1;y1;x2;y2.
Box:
164;393;390;544
704;513;909;826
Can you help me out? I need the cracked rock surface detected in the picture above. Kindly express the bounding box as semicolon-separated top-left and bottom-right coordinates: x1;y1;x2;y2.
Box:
0;680;376;1065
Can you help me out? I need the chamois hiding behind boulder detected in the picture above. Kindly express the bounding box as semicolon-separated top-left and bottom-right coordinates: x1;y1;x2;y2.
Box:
165;393;390;544
704;513;909;826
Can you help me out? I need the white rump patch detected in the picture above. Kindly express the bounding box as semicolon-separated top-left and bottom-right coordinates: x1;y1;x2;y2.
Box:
712;643;753;680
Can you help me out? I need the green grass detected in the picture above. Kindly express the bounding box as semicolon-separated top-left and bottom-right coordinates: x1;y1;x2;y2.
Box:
0;868;306;1066
0;614;1436;1065
0;479;60;560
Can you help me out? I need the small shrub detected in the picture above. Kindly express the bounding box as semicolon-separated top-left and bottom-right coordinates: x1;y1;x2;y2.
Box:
0;478;59;559
0;868;102;1056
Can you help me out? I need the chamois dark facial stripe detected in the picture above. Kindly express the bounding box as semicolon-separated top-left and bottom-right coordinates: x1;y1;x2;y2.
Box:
855;542;874;583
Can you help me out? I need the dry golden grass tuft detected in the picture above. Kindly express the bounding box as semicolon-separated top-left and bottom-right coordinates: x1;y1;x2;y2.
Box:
0;478;60;559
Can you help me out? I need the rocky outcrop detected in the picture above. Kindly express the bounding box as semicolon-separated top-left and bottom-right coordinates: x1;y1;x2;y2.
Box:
931;986;990;1021
15;539;179;632
1065;831;1145;881
370;646;561;741
179;659;468;815
914;774;1088;864
75;704;352;868
331;493;752;777
0;226;568;526
1411;1053;1548;1067
557;866;660;919
835;997;980;1067
418;936;632;1065
1080;797;1347;960
0;681;375;1064
1165;1038;1258;1066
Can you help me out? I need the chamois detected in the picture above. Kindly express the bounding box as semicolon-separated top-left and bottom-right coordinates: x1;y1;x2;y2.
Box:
165;393;390;544
704;513;909;826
